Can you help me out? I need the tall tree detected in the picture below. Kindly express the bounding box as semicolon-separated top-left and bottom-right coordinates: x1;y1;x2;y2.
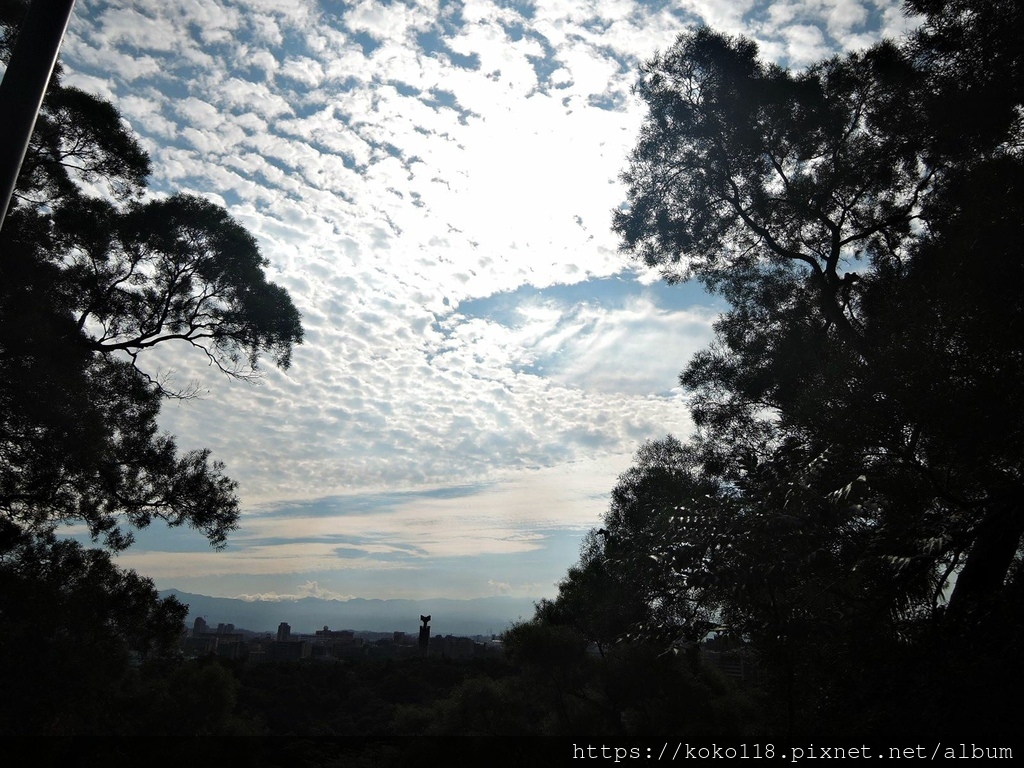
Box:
613;1;1024;623
0;2;304;750
0;3;303;553
536;0;1024;740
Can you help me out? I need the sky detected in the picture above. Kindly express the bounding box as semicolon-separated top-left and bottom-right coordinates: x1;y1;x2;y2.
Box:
51;0;918;603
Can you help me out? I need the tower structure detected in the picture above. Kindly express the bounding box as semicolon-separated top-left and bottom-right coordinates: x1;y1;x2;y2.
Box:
418;615;431;655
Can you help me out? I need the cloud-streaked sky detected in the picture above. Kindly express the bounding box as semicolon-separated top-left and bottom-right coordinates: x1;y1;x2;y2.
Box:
53;0;915;601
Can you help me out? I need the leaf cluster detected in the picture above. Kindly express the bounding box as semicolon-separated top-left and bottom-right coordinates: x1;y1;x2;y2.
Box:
544;0;1024;741
0;2;303;554
0;6;305;728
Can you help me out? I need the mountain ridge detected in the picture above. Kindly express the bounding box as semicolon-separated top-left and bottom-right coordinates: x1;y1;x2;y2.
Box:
162;589;541;637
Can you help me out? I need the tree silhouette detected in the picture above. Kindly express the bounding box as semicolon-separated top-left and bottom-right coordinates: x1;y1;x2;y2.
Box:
538;0;1024;741
0;3;303;553
0;2;304;753
613;0;1024;623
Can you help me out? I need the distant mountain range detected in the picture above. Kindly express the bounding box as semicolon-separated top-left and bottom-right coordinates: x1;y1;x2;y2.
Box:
161;590;541;637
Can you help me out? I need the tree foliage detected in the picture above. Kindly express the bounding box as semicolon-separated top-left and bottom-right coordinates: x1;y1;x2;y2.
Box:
612;0;1024;618
0;3;303;553
0;523;192;759
544;0;1024;741
0;2;304;748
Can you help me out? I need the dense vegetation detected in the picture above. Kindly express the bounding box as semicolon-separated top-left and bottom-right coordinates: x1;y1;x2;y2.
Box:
533;0;1024;744
0;0;302;756
1;0;1020;760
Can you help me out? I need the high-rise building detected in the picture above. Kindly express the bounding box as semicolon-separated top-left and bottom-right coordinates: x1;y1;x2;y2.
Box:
277;622;291;642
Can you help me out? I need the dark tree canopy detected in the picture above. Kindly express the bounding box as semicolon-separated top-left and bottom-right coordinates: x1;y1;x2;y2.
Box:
18;83;151;205
611;0;1024;615
0;5;303;552
541;0;1024;742
63;192;303;380
0;1;305;750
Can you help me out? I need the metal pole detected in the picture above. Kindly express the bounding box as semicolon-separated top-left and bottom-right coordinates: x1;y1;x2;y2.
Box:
0;0;77;233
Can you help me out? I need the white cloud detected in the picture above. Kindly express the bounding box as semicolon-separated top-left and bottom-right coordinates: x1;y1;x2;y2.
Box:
343;0;438;43
58;0;911;598
95;6;178;51
782;22;831;64
237;581;357;601
116;454;635;588
279;55;326;87
115;543;419;579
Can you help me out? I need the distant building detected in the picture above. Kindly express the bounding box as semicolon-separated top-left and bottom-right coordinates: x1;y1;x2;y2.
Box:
272;640;310;662
430;634;485;658
312;626;364;658
183;629;244;659
245;637;310;663
192;617;208;637
315;626;354;642
418;615;431;655
183;634;218;656
277;622;291;642
213;637;245;660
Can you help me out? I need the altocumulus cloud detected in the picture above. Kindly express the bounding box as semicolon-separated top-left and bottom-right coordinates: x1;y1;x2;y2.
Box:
57;0;913;599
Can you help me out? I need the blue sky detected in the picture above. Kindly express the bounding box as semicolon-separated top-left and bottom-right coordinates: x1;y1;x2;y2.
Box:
51;0;917;601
